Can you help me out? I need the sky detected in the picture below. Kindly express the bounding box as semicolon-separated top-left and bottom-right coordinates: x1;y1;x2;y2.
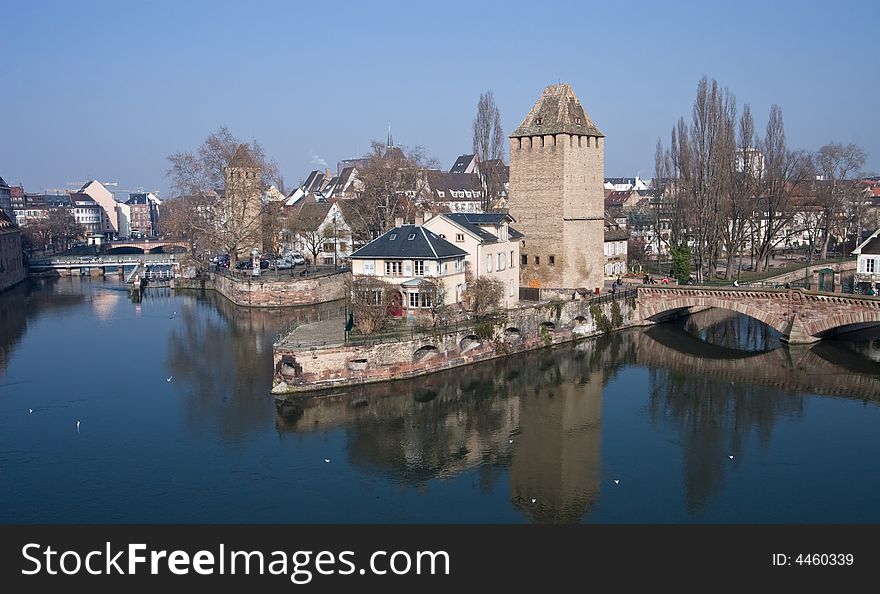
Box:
1;0;878;198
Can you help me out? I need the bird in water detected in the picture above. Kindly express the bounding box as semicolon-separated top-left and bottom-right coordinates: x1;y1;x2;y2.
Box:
76;420;81;432
167;376;173;382
324;459;331;463
28;408;33;414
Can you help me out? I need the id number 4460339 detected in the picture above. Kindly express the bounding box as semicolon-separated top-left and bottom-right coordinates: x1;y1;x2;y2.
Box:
772;553;854;566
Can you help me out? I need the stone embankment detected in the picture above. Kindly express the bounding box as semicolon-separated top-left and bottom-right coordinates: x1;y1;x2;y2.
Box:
172;268;349;307
272;291;646;395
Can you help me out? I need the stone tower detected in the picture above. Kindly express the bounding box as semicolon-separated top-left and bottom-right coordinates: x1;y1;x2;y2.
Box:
509;84;605;292
223;144;263;258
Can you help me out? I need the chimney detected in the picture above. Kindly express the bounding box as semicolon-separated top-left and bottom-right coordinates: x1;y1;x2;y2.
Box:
414;212;424;226
394;216;404;228
325;168;331;180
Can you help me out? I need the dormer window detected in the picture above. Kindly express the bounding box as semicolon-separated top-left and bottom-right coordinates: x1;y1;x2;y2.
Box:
407;234;416;240
535;117;542;125
575;117;581;125
389;233;397;240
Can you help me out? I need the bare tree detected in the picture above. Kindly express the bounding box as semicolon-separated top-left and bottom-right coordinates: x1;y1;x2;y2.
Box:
722;105;760;279
416;276;446;321
161;195;217;275
814;142;866;258
751;105;812;271
166;127;283;264
347;141;438;241
472;90;506;211
346;275;400;335
464;267;504;315
288;210;329;266
670;76;736;282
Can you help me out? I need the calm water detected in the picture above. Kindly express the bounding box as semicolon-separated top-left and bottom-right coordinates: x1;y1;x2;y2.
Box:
2;278;880;523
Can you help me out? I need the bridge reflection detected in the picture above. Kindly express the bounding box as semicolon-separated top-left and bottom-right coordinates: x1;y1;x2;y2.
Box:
274;318;880;522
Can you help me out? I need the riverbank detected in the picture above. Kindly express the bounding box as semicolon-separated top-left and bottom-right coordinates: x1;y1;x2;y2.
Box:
272;290;648;395
171;268;349;307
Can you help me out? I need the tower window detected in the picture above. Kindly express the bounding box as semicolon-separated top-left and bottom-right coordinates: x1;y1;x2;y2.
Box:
549;255;556;266
535;117;542;125
534;256;540;266
521;254;527;266
575;117;581;124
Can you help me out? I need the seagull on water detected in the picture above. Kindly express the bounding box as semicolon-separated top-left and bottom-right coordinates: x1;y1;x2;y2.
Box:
613;479;620;485
728;455;734;460
76;420;81;432
530;498;536;504
509;439;514;444
28;408;33;414
167;376;173;382
324;459;331;463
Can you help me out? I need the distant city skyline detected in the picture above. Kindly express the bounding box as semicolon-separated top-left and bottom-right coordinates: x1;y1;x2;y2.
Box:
2;0;877;197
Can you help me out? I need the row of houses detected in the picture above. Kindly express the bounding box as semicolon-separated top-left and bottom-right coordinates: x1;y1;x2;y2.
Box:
3;177;162;242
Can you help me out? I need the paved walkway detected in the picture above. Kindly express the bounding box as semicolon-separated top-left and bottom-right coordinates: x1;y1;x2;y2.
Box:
278;319;345;349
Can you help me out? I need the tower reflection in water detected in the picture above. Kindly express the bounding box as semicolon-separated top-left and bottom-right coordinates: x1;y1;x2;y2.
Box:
275;308;880;523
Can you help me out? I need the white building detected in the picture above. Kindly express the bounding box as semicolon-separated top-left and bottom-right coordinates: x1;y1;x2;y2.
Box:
604;176;649;192
284;194;353;266
348;224;468;314
423;212;522;307
735;147;766;178
77;180;119;238
116;201;131;239
852;227;880;290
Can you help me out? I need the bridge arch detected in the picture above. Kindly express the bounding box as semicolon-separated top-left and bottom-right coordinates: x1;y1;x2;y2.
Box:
805;312;880;338
641;294;789;336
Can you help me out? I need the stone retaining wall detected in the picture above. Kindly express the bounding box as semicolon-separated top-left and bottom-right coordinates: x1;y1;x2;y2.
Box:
272;295;646;395
172;270;349;307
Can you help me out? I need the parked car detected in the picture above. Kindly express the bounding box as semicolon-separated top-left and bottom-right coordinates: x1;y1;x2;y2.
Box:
291;253;306;265
274;256;294;270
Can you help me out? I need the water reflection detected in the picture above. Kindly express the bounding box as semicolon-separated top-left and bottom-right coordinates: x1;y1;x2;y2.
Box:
0;279;85;378
277;316;880;523
678;308;782;351
164;289;344;440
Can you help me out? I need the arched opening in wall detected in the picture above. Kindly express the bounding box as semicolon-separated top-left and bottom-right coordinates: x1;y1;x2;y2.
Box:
459;334;481;353
148;246;165;254
277;355;302;380
413;345;440;362
504;327;521;341
574;316;587;325
347;358;368;371
540;321;556;331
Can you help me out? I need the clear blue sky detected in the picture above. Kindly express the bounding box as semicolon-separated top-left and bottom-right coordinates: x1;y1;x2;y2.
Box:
2;0;877;197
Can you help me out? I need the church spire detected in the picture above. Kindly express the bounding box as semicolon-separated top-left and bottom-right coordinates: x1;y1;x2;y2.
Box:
387;123;393;149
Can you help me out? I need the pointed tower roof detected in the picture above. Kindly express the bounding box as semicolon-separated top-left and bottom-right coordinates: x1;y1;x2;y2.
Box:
229;143;260;168
510;83;603;138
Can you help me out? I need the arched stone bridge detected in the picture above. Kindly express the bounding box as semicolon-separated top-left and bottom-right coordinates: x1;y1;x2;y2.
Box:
638;286;880;344
104;239;188;254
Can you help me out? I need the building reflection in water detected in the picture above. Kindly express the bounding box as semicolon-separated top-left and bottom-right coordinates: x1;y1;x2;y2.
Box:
0;278;85;378
164;289;345;441
275;309;880;523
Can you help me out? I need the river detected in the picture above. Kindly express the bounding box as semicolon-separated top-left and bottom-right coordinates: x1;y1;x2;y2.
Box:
1;277;879;523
